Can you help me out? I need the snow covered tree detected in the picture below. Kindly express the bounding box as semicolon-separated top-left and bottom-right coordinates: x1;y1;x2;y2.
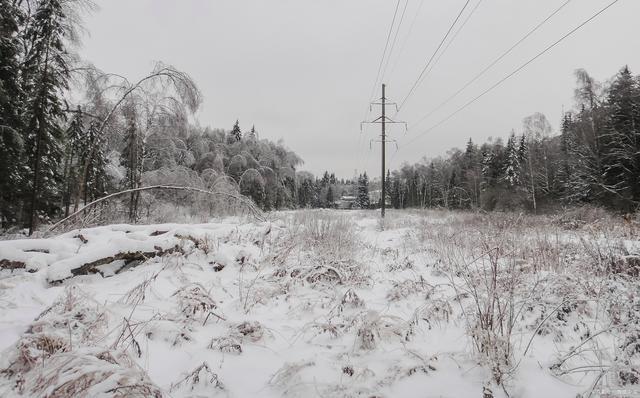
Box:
326;185;334;207
356;172;370;209
247;125;257;140
601;66;640;209
121;104;144;222
504;132;521;186
0;0;25;226
230;120;242;142
21;0;78;233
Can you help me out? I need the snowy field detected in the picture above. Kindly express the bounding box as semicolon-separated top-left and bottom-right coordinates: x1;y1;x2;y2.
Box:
0;209;639;397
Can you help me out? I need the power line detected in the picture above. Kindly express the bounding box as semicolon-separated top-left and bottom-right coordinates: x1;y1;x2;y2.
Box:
381;0;410;83
365;0;402;109
394;0;484;117
397;0;472;112
357;0;402;175
425;0;484;82
388;0;426;82
399;0;621;151
409;0;573;130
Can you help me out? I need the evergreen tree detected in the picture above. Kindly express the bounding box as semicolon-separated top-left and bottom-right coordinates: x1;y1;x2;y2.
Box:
356;172;370;209
248;125;257;140
21;0;74;233
230;119;242;142
601;66;640;209
61;108;84;216
321;171;330;187
326;185;334;207
0;0;26;226
83;120;108;202
504;132;521;186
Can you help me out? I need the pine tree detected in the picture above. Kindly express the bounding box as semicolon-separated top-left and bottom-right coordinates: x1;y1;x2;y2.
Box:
230;120;242;142
326;185;334;207
61;108;84;216
0;0;25;226
329;173;337;185
356;173;370;209
248;125;257;140
21;0;74;233
601;66;640;209
321;171;330;187
504;132;521;186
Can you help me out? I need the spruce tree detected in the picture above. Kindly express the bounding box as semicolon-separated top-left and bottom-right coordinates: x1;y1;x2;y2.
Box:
230;120;242;142
504;132;521;186
248;125;257;140
21;0;74;233
602;66;640;209
356;173;370;209
61;108;84;215
0;0;25;226
326;185;334;207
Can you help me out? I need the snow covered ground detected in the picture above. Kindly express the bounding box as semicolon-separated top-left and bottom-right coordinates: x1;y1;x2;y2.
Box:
0;209;639;397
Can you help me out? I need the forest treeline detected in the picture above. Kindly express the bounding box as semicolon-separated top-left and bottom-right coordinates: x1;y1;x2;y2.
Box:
384;67;640;213
1;1;638;234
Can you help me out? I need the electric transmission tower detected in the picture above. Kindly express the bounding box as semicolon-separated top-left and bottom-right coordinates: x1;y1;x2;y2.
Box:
361;84;406;218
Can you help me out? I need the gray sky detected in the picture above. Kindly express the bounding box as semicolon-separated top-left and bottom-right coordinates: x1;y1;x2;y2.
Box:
79;0;640;179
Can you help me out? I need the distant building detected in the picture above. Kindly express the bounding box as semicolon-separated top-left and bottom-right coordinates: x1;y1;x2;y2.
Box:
336;195;357;209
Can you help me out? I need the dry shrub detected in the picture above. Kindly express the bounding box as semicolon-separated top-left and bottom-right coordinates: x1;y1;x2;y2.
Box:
173;283;217;320
3;286;106;377
429;222;534;385
269;360;315;389
376;359;438;388
145;319;193;347
386;278;430;301
170;362;224;394
337;289;365;312
352;311;407;351
208;336;242;354
553;205;613;230
411;298;453;329
290;211;358;258
387;256;414;271
26;348;162;397
6;334;70;376
304;322;343;340
234;321;265;342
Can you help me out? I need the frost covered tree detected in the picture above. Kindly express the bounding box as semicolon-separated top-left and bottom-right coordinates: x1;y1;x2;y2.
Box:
504;132;520;187
230;120;242;142
356;173;369;209
21;0;79;234
0;0;25;226
121;103;143;221
326;185;334;207
601;66;640;209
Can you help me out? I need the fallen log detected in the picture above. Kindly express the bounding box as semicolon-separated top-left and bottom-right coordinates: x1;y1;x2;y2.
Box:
69;244;183;277
0;259;26;270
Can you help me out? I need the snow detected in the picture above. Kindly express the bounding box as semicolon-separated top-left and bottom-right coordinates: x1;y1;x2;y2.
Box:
0;209;638;397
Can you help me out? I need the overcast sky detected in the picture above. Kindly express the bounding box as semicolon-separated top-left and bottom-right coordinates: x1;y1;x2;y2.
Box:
79;0;640;179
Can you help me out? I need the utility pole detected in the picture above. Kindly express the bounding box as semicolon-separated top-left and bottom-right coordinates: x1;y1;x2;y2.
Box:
381;84;386;218
361;84;406;219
